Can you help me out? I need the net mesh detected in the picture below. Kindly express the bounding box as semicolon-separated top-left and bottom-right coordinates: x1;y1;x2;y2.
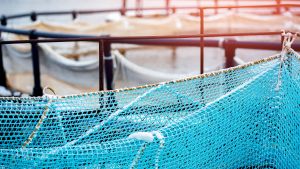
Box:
1;49;300;168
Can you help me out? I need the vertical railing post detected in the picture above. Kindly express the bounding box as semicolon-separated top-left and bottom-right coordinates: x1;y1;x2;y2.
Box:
1;15;7;26
29;30;43;96
214;0;218;15
103;39;114;90
166;0;170;16
136;0;143;17
72;11;78;20
121;0;127;16
30;12;37;22
98;40;104;91
98;39;105;110
0;32;7;87
275;0;281;15
223;38;236;68
103;38;118;112
172;7;176;14
223;38;237;94
199;8;204;74
234;0;238;13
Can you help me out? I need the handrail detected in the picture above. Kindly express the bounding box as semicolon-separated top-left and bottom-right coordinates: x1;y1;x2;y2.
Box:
0;3;299;39
1;3;300;21
0;34;107;96
1;32;299;95
0;26;95;38
1;2;300;95
0;31;289;44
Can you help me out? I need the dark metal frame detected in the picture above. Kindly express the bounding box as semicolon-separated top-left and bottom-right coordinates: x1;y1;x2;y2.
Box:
1;3;299;74
130;0;298;16
197;4;300;73
1;3;300;24
0;32;7;88
1;31;299;96
0;3;300;96
0;37;106;96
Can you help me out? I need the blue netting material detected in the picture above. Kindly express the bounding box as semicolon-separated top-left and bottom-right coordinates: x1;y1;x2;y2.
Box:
1;50;300;168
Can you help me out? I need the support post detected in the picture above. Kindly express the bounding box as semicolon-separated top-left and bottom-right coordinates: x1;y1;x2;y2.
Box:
136;0;143;17
30;12;37;22
276;0;281;15
223;39;237;68
172;7;176;14
0;32;7;87
72;11;77;20
200;8;204;74
214;0;218;15
223;38;236;94
121;0;127;16
103;40;114;90
103;39;118;112
98;40;104;91
235;0;238;13
1;15;7;26
98;40;105;110
166;0;170;16
29;30;43;96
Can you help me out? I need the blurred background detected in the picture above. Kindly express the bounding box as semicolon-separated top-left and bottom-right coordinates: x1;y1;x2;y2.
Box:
0;0;299;96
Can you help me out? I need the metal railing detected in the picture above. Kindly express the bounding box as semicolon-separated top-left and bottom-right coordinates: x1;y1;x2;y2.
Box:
1;31;299;96
0;3;300;96
1;2;300;25
1;4;300;73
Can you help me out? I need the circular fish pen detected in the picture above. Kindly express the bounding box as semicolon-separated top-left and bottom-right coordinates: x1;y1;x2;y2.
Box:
1;2;300;95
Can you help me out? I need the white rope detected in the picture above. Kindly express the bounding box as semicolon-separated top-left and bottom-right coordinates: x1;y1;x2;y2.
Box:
130;142;149;169
45;84;167;155
22;95;54;149
152;131;165;169
129;131;165;169
42;87;67;144
275;32;297;91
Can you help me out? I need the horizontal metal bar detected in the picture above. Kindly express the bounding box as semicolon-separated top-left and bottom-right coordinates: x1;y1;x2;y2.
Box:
112;38;219;47
202;4;300;9
161;0;299;1
0;31;286;44
33;31;93;39
117;38;300;52
229;40;300;51
0;26;95;38
0;26;31;35
2;3;300;21
113;38;300;51
6;13;31;19
1;34;299;52
37;9;121;16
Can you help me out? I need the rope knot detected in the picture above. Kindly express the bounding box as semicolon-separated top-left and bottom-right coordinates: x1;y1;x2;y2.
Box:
276;31;298;91
129;131;165;169
281;31;297;53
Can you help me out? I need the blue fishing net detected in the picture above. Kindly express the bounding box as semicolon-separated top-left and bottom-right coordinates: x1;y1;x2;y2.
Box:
0;49;299;168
